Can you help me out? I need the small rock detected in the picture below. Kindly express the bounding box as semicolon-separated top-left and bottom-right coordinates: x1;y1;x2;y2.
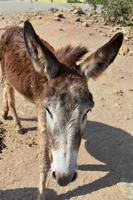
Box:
59;28;64;32
72;7;84;15
33;12;38;16
104;21;108;25
75;17;81;22
124;37;128;41
111;29;115;33
128;51;133;56
2;16;4;20
94;19;98;23
114;102;122;108
114;89;124;96
104;33;108;37
125;116;130;120
127;41;133;46
89;32;95;36
130;16;133;21
54;17;61;21
55;13;64;18
49;8;59;13
73;9;79;14
37;15;42;20
110;16;116;22
108;34;112;37
69;7;76;12
113;27;121;32
83;22;89;27
88;13;93;17
129;89;133;92
19;20;24;24
121;45;130;56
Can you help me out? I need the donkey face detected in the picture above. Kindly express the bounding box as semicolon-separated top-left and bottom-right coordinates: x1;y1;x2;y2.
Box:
45;78;94;186
24;21;123;186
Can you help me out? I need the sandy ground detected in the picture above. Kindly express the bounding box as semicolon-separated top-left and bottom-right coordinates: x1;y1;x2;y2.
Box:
0;10;133;200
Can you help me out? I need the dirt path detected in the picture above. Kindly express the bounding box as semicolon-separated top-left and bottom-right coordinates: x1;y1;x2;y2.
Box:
0;10;133;200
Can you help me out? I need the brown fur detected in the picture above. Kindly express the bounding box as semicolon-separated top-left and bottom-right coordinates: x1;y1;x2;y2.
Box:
56;45;88;68
0;26;87;101
0;26;89;200
0;24;123;200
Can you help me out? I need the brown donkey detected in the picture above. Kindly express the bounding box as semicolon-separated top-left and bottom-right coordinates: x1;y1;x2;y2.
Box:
0;21;123;200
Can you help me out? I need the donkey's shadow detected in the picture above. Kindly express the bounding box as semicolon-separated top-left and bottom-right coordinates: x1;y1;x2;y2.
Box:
55;121;133;199
82;120;133;183
0;121;133;200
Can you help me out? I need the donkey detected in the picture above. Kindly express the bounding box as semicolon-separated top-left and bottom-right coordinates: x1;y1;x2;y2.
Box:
0;20;123;200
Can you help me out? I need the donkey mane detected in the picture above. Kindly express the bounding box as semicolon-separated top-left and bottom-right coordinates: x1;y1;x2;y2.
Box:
56;45;88;69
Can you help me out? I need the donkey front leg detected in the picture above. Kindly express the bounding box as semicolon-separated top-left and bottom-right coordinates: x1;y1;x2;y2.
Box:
2;82;9;120
38;153;49;200
7;84;24;134
37;109;50;200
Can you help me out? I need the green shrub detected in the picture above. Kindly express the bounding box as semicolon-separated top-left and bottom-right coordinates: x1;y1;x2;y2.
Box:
102;0;133;26
68;0;82;2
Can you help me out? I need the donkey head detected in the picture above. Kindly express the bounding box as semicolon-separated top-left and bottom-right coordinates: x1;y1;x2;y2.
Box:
24;21;123;186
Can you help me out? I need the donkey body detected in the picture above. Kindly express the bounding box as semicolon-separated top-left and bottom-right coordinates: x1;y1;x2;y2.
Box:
0;21;123;200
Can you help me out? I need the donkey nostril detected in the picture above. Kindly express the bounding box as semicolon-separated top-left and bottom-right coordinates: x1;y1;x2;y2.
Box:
72;172;77;182
52;171;56;179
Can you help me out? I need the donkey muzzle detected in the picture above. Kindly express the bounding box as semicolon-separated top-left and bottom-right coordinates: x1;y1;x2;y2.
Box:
52;171;77;186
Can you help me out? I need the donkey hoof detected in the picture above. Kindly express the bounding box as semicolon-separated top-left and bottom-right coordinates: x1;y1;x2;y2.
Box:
17;127;25;135
1;112;8;120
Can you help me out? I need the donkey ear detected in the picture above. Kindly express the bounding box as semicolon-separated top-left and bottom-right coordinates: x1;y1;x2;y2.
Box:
24;20;61;79
80;32;123;80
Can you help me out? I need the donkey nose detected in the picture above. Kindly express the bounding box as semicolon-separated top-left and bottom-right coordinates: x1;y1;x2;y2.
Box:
52;171;77;186
57;174;70;186
72;172;77;182
52;171;56;179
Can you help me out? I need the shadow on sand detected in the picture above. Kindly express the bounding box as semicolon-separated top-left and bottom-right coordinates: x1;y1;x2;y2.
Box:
19;117;37;134
1;121;133;199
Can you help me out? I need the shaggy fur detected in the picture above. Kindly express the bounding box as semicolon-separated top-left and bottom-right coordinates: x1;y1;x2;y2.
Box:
0;23;123;200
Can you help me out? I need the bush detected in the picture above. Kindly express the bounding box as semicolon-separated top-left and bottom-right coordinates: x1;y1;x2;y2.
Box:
102;0;133;26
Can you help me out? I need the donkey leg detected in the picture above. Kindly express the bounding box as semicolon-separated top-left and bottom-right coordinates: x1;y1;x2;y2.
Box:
2;82;9;120
37;108;50;200
7;84;24;134
37;140;50;200
38;168;48;200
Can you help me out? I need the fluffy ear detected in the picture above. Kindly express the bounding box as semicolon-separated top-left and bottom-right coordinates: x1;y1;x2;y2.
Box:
24;20;62;79
80;32;123;80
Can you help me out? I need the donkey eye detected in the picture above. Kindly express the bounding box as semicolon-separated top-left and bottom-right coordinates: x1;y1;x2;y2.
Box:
46;107;53;118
